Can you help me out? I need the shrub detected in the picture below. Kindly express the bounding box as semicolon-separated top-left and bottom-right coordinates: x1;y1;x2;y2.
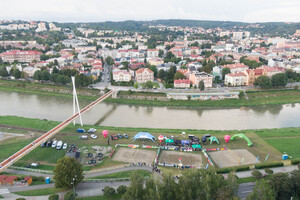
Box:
255;162;284;169
16;199;26;200
117;185;127;194
49;193;59;200
251;170;263;179
291;158;300;165
264;168;273;174
103;186;115;197
216;165;250;174
64;191;75;200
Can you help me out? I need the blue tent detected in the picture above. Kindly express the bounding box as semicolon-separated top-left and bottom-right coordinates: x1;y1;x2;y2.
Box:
132;132;156;143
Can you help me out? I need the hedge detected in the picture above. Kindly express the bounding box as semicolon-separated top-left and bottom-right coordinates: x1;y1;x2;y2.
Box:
255;162;284;169
216;165;250;174
291;158;300;165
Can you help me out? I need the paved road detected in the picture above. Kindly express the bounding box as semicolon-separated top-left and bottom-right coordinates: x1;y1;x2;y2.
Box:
238;182;255;199
235;165;298;178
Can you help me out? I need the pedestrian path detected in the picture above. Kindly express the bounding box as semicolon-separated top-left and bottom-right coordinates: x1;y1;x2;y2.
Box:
0;188;9;195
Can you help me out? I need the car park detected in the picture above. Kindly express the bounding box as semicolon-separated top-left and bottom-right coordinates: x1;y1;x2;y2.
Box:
90;134;98;139
123;134;128;139
117;134;122;139
51;140;57;148
63;143;68;150
56;141;63;150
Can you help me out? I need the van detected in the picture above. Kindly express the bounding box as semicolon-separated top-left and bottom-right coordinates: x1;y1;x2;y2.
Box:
79;135;88;140
56;141;63;150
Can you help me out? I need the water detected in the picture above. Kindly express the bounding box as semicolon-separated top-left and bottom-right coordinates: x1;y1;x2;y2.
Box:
1;91;300;130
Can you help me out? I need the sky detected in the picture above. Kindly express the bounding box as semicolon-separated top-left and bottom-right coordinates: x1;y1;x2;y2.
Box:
1;0;300;23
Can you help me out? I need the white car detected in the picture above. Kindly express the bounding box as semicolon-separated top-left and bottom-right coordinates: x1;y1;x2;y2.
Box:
51;140;57;148
62;143;68;150
90;134;98;139
56;141;63;150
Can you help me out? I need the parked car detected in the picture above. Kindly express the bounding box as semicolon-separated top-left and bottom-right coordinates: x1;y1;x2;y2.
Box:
79;135;88;140
40;142;47;147
51;140;57;148
56;141;63;150
86;153;93;158
87;128;97;133
77;129;86;133
123;134;128;139
117;134;122;139
62;143;68;150
87;159;96;165
96;153;103;157
46;140;52;147
90;134;98;139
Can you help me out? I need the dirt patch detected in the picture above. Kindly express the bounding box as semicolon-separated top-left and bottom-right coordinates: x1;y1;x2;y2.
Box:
209;149;259;167
0;132;25;142
159;151;202;167
112;147;156;164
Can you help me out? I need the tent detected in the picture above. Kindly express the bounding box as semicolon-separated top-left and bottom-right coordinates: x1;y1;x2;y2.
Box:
165;139;174;144
181;140;190;145
208;136;219;144
192;144;201;149
132;132;156;143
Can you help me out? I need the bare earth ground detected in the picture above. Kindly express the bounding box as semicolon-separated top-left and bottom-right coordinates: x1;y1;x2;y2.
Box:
112;147;156;164
209;149;259;168
0;132;24;142
159;150;202;167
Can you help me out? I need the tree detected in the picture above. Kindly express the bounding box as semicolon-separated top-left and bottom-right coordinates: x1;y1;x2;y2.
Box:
149;65;158;77
33;70;42;80
41;70;50;81
158;175;179;200
271;73;287;87
134;82;139;89
20;71;28;79
222;67;231;80
0;66;9;77
122;171;145;200
254;76;272;89
63;191;75;200
12;69;21;79
105;56;114;66
246;179;276;200
53;157;83;189
144;81;154;89
75;74;92;87
290;169;300;199
264;168;273;175
251;170;263;179
269;173;293;200
103;186;116;197
199;80;205;91
227;171;239;196
158;69;166;80
117;185;127;194
48;193;59;200
174;71;186;80
158;49;164;58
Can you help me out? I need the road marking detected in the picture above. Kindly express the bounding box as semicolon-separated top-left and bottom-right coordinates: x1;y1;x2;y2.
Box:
0;189;9;194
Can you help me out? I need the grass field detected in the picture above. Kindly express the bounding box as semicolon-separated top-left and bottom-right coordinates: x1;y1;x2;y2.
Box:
0;116;300;170
87;170;151;179
13;187;64;196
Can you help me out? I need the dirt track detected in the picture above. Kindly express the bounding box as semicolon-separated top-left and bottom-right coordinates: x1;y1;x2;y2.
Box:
159;151;202;167
113;147;156;164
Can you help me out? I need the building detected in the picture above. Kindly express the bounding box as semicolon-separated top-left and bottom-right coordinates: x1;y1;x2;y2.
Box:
189;72;213;88
135;68;154;83
148;58;164;66
174;79;190;88
225;72;247;86
244;69;266;86
0;50;41;63
147;49;159;58
36;22;47;32
113;70;132;82
222;63;249;73
212;65;223;78
166;91;240;100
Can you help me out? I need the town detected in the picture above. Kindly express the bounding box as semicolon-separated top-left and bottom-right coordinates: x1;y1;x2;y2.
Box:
0;18;300;200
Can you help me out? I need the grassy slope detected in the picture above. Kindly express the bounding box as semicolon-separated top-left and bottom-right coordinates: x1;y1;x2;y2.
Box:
13;187;63;196
88;170;151;179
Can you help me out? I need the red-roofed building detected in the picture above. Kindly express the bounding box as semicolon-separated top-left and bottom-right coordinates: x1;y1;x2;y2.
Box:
257;65;286;77
177;69;189;78
4;176;18;186
244;69;266;85
135;68;154;83
113;70;132;82
0;50;41;63
222;63;249;73
174;79;191;88
147;49;159;58
225;72;247;86
0;175;8;185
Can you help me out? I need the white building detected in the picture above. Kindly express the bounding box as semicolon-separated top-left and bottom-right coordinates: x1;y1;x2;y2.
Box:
225;72;247;86
113;70;132;82
135;68;154;83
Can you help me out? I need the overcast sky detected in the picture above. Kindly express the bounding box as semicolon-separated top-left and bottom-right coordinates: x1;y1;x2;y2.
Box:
1;0;300;23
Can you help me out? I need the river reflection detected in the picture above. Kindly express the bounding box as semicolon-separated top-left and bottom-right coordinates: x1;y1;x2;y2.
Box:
0;91;299;130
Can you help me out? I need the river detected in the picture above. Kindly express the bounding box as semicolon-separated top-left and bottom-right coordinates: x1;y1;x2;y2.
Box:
1;91;300;130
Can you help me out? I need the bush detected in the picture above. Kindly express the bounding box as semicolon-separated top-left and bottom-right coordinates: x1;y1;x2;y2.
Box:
255;161;284;169
117;185;127;194
49;193;59;200
251;170;263;179
291;158;300;165
16;198;26;200
103;186;115;197
216;165;250;174
64;191;75;200
264;168;273;174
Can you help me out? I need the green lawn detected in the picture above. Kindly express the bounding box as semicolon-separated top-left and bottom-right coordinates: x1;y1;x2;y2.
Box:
87;170;151;179
0;138;34;162
13;187;64;196
20;147;67;164
264;138;300;159
0;195;3;199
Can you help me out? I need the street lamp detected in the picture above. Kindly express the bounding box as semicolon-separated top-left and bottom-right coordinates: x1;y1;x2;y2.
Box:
71;175;77;197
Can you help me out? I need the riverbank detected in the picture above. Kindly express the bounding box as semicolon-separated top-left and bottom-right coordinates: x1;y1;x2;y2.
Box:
1;79;300;108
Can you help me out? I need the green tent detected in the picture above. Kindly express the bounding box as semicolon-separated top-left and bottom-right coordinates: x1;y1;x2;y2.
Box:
165;139;174;143
208;136;219;144
192;144;201;149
